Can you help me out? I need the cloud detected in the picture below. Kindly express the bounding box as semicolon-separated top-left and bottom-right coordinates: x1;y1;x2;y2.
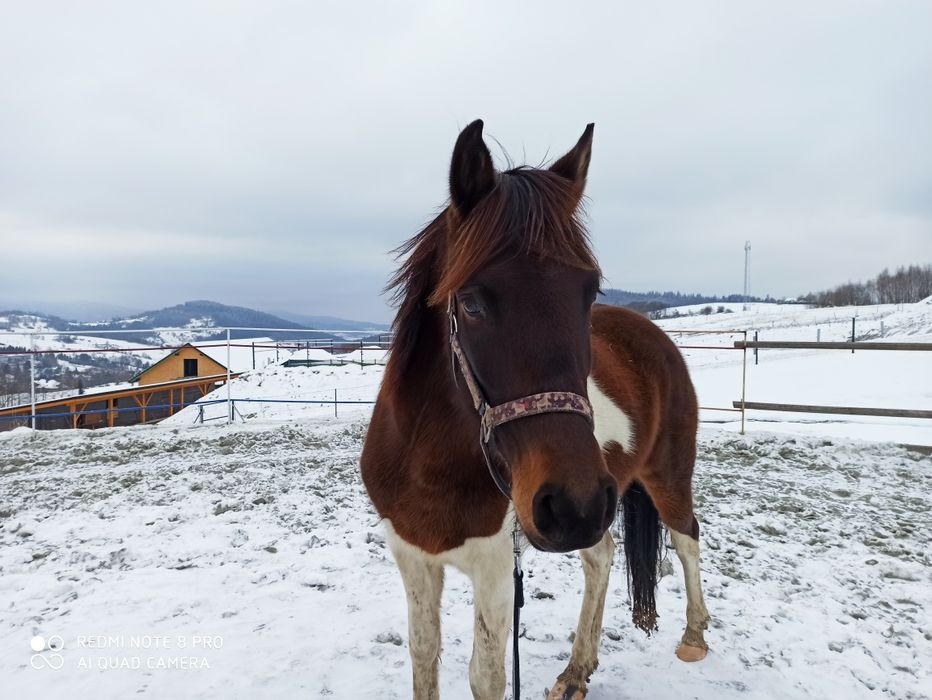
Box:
1;1;930;321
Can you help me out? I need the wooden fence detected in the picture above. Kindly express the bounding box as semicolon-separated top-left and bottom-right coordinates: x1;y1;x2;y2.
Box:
731;340;932;427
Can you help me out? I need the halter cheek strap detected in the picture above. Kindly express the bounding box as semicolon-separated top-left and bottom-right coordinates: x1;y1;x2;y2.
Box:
447;297;594;497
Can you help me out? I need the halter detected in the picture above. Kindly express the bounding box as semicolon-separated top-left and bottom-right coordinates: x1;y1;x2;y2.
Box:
448;295;594;700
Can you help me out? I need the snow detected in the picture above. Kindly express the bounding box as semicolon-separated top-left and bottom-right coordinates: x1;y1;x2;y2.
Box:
281;347;344;364
0;329;164;361
1;299;930;697
162;363;384;426
1;419;929;698
653;302;932;446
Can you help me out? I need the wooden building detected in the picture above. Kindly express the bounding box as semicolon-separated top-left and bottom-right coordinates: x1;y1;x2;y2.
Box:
132;343;229;385
0;374;237;431
0;343;241;432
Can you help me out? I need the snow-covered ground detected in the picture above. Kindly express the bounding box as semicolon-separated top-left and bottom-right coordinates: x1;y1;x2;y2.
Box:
1;418;929;699
161;363;384;426
2;299;930;698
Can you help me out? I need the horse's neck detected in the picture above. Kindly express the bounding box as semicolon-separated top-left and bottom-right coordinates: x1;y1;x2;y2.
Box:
391;310;478;449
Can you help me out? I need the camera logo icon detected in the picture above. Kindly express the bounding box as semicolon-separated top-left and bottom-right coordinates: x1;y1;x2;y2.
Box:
30;635;64;670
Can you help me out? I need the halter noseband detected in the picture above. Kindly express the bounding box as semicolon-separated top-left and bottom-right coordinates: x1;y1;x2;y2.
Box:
447;296;594;498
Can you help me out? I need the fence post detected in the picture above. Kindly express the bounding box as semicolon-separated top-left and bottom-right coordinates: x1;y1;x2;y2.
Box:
252;342;256;370
816;327;821;343
851;318;856;354
334;388;338;418
754;331;759;366
29;333;36;431
198;405;204;424
740;330;747;435
226;328;233;423
880;320;884;337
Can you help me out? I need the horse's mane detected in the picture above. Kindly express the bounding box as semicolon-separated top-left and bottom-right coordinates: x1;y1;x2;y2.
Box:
385;167;600;386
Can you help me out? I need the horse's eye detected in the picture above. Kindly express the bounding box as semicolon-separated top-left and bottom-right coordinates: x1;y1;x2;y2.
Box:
461;296;482;316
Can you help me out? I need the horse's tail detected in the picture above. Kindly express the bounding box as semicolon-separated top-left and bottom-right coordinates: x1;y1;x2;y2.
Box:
621;480;663;634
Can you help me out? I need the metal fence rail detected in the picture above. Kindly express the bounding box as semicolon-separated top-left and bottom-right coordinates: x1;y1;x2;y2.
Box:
2;324;754;431
731;401;932;420
0;394;380;428
735;340;931;351
5;325;928;434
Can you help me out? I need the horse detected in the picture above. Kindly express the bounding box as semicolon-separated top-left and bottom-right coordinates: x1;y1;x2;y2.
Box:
360;120;711;700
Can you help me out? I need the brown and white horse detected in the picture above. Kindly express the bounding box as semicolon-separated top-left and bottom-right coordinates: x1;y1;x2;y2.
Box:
360;121;710;699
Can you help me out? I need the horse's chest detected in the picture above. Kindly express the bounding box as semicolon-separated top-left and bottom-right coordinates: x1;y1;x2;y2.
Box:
384;509;513;579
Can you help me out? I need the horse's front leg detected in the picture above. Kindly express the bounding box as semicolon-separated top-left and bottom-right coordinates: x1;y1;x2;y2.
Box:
466;535;514;700
547;531;615;700
388;527;445;700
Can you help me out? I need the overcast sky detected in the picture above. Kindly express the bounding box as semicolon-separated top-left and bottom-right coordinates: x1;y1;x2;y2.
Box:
1;2;930;323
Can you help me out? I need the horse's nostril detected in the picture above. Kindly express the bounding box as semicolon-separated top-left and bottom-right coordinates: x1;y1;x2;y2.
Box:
532;486;561;540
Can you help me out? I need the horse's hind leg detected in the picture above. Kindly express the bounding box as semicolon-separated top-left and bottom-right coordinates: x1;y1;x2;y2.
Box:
640;476;711;661
670;525;711;661
387;527;444;700
547;530;615;700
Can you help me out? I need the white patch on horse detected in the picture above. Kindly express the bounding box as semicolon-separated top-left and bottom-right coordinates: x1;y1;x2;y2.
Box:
384;512;515;700
588;376;635;453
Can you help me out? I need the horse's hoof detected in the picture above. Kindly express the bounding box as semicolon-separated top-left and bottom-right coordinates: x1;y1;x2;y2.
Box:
675;642;708;662
545;681;586;700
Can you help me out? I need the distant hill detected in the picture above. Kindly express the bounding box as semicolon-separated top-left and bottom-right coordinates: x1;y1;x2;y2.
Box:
32;301;144;323
269;311;389;333
600;288;767;315
0;309;75;332
67;300;340;343
0;301;388;342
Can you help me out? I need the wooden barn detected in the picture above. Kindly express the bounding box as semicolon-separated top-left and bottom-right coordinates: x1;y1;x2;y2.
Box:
132;343;229;385
0;343;245;432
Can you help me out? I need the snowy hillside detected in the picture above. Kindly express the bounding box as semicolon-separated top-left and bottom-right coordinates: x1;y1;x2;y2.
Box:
654;298;932;340
653;300;932;445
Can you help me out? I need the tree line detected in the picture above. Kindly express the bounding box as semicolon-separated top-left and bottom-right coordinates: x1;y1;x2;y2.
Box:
800;264;932;307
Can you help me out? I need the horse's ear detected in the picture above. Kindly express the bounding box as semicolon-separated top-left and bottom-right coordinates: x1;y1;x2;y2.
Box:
449;119;496;218
549;123;594;192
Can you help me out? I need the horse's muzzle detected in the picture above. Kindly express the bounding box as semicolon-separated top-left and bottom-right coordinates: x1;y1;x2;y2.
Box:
529;475;618;552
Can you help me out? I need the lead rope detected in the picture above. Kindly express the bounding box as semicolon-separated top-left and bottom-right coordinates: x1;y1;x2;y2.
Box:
512;521;524;700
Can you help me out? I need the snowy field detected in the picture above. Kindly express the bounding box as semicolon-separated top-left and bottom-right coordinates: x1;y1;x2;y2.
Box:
1;417;930;699
2;299;930;699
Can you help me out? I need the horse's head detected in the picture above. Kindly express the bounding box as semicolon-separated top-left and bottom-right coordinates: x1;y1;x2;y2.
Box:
435;120;617;553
